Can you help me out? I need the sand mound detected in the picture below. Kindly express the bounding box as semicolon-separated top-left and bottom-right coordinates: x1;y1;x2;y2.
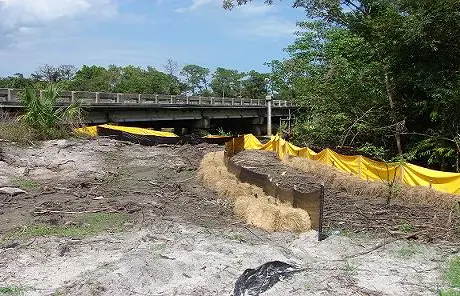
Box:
198;151;311;232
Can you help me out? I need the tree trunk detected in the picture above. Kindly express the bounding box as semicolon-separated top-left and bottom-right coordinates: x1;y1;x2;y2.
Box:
384;70;403;155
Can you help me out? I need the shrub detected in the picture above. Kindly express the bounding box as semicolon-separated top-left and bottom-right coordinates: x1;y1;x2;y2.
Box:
18;84;82;138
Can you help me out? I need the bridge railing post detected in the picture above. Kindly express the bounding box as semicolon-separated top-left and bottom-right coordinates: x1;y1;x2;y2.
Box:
170;95;174;104
71;91;76;103
186;96;190;104
231;98;234;106
95;92;100;103
138;94;142;104
116;93;121;103
155;95;159;104
210;97;214;105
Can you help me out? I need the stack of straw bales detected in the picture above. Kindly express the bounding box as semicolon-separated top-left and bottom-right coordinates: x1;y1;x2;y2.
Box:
198;151;311;232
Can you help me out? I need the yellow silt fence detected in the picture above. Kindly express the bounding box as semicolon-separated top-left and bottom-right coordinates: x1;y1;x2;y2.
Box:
240;134;460;195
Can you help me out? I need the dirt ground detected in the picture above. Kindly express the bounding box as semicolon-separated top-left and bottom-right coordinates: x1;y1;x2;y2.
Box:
0;138;458;295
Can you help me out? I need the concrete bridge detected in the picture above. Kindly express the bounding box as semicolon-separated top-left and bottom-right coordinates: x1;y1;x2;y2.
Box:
0;88;296;134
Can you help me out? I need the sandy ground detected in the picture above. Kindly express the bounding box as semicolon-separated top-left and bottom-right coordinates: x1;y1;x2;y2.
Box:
0;138;457;295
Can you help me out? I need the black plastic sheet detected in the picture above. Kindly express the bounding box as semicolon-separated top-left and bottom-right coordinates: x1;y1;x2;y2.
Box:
232;261;303;296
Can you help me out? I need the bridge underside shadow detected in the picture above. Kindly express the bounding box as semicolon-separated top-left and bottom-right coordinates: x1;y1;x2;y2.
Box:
115;118;282;136
83;106;290;136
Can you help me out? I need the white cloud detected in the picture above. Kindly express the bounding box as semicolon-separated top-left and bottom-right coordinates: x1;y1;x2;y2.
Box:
174;0;294;38
175;0;218;13
234;3;273;16
0;0;117;32
238;18;297;37
175;0;273;15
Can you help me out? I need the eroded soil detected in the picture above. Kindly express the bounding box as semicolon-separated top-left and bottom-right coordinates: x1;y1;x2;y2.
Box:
0;139;458;296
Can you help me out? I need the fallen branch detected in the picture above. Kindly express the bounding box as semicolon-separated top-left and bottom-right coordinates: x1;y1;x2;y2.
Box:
243;225;264;241
175;175;196;183
347;231;424;258
33;208;116;215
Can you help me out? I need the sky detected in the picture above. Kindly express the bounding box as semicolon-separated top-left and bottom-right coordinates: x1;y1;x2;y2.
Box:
0;0;306;76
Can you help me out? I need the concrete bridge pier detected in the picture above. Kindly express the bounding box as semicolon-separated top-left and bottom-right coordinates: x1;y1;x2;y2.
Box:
192;118;211;129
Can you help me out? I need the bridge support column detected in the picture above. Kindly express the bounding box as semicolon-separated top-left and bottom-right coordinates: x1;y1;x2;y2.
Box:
192;118;211;129
266;95;272;136
7;89;12;102
251;125;263;136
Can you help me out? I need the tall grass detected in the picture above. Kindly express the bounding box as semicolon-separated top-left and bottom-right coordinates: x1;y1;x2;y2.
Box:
0;109;38;144
18;84;82;139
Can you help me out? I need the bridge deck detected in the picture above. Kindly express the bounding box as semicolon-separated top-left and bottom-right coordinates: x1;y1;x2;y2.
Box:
0;88;294;108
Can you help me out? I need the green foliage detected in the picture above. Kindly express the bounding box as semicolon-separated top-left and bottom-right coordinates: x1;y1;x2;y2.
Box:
342;260;358;276
18;84;81;138
234;0;460;171
241;70;268;99
357;143;389;161
217;127;232;136
13;177;39;190
210;67;245;98
445;257;460;289
180;64;210;95
283;21;390;149
439;290;460;296
0;286;27;296
394;243;420;259
70;65;183;95
1;64;270;101
3;213;127;242
0;73;33;89
397;223;416;233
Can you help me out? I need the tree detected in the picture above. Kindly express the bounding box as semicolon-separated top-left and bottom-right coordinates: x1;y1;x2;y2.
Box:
241;70;268;99
274;21;389;148
144;66;179;94
32;64;77;83
210;67;245;98
71;65;114;91
163;59;179;77
58;65;78;81
180;64;210;95
163;59;181;94
32;65;60;82
0;73;33;89
228;0;460;170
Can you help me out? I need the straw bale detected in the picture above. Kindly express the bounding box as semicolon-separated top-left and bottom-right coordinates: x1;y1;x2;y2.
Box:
198;152;311;232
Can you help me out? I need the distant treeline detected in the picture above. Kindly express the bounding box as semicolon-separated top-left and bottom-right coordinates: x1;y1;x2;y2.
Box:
0;62;270;100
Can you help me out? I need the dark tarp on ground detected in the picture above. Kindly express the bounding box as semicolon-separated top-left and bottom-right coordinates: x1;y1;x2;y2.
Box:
233;261;303;296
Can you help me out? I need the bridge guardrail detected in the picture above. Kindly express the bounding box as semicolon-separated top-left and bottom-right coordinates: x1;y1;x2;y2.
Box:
0;88;295;108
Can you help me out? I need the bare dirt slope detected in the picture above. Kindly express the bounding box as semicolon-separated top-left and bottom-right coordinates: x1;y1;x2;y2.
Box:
0;139;457;295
